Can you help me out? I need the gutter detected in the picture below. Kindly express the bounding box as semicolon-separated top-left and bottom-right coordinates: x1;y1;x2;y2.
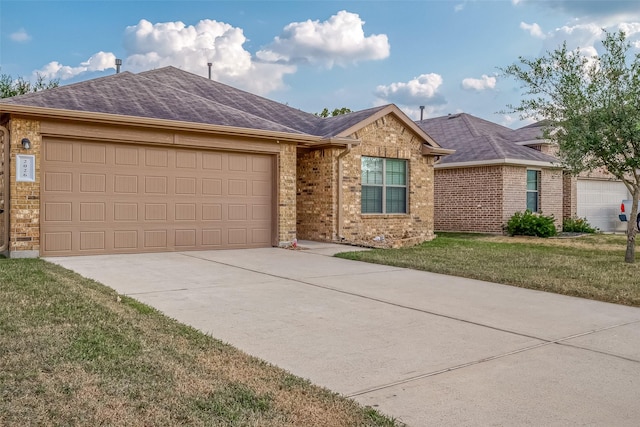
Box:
0;125;9;255
434;158;563;169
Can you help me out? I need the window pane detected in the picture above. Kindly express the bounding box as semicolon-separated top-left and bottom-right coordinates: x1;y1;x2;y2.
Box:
527;170;538;191
386;187;407;213
362;186;383;213
386;159;406;185
362;157;383;185
526;191;539;212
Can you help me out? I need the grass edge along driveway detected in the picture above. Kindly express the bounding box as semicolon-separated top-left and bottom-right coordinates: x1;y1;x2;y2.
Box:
0;258;401;427
336;233;640;307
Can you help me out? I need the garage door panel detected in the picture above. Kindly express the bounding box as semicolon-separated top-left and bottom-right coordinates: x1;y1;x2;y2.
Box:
81;144;106;164
80;232;105;251
80;202;105;222
45;172;72;192
42;139;274;256
44;202;72;222
45;140;73;162
114;230;138;249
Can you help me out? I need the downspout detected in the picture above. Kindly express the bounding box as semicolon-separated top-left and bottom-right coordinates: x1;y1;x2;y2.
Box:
0;125;10;255
336;144;352;241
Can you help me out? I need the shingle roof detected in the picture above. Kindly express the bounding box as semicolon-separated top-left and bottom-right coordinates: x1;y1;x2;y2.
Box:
416;113;558;165
0;69;308;134
512;120;549;143
1;67;424;143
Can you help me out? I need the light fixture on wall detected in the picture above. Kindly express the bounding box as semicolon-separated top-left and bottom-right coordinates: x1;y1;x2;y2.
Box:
21;138;31;150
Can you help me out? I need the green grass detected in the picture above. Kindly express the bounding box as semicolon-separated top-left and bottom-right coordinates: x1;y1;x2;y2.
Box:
0;259;401;427
336;233;640;307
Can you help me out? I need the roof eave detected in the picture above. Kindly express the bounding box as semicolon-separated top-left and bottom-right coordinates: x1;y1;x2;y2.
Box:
302;136;362;149
334;105;444;148
421;145;455;156
434;158;563;169
0;103;322;144
515;139;554;146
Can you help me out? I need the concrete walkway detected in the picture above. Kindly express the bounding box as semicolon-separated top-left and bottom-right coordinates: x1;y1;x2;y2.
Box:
47;241;640;426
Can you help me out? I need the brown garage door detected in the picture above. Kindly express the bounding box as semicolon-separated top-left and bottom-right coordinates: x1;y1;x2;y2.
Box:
41;138;274;256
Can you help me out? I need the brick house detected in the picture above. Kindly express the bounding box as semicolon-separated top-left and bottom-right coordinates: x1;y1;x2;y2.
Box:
416;113;567;233
0;67;452;258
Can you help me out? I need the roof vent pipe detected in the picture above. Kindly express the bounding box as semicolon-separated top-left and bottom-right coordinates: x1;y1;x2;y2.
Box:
207;62;213;80
115;58;122;74
419;105;425;121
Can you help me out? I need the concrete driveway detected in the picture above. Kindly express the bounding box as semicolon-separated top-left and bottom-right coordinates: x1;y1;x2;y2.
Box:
48;242;640;426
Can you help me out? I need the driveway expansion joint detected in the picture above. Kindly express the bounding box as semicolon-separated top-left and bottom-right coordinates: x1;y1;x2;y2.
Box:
347;319;640;398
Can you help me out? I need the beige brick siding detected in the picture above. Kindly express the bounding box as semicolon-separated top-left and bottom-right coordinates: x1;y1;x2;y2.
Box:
8;118;41;255
563;172;577;219
540;168;564;228
296;147;339;241
435;165;564;233
434;166;504;233
278;142;298;246
297;113;436;247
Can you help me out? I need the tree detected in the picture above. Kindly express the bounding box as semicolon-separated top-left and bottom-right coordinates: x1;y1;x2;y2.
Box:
0;72;59;98
316;107;352;117
502;30;640;263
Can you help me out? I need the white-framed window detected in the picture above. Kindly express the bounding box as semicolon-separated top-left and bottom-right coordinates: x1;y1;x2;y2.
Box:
361;157;408;214
526;169;540;212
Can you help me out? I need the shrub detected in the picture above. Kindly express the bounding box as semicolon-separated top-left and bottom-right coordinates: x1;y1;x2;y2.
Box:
562;217;598;233
505;210;557;238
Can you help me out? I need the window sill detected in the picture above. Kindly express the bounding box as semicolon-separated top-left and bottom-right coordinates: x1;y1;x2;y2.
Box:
361;213;410;218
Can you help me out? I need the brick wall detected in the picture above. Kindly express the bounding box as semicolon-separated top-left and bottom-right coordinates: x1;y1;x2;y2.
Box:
8;118;41;257
502;166;563;229
434;164;564;233
563;172;577;220
278;142;298;246
296;147;339;241
434;166;504;233
296;113;437;248
540;167;564;229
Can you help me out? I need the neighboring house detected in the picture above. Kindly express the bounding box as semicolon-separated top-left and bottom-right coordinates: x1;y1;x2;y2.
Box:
416;113;566;233
0;66;451;258
511;120;629;232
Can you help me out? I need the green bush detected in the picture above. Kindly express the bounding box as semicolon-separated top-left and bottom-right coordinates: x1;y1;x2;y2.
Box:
562;217;598;233
505;210;557;238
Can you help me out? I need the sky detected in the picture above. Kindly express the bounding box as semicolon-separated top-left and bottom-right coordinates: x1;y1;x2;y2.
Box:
1;0;640;128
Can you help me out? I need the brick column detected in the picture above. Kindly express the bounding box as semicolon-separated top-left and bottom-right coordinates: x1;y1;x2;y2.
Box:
9;118;41;258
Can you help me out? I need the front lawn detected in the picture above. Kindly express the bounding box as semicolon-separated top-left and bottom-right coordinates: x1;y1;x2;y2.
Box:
0;259;400;427
336;233;640;307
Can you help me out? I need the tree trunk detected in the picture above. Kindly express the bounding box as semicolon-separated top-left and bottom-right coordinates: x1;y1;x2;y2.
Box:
624;193;638;263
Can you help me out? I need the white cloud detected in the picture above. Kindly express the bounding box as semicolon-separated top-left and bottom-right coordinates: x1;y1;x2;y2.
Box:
374;74;446;117
31;18;296;95
520;22;545;39
461;74;497;91
256;10;390;68
35;51;117;80
454;3;465;12
10;28;31;42
543;23;604;52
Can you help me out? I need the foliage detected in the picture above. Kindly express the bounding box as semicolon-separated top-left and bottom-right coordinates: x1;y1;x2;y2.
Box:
316;107;352;117
562;217;598;234
501;30;640;262
0;72;59;98
505;210;557;238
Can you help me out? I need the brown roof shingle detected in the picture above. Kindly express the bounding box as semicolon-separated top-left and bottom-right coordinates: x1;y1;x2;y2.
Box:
416;113;558;165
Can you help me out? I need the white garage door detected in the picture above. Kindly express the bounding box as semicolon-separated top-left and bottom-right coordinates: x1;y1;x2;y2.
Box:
577;179;629;232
